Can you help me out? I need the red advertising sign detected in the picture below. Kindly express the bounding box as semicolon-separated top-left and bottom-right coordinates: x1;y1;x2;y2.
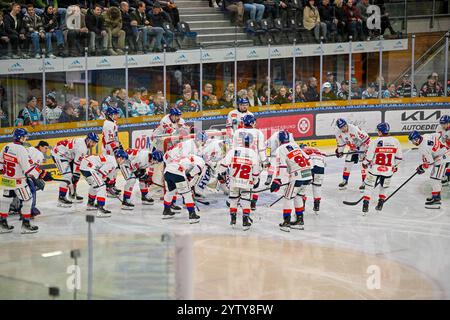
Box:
257;114;314;139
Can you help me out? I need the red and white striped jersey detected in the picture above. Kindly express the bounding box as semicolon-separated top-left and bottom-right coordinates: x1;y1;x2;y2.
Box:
416;133;450;167
364;136;403;176
102;119;119;155
165;154;205;178
274;142;312;182
220;147;260;189
0;142;41;185
232;127;267;162
80;154;117;178
51;138;88;173
336;124;370;152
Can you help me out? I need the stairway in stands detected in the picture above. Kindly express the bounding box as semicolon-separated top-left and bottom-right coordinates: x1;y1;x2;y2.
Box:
176;0;253;48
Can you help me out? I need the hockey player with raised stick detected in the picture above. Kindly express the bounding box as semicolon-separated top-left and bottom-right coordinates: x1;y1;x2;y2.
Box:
335;118;370;191
299;143;326;212
102;106;123;198
79;150;127;217
361;122;403;215
408;130;450;209
163;153;205;222
270;130;312;232
119;148;164;210
52;133;99;207
436;115;450;186
0;129;51;234
218;133;260;231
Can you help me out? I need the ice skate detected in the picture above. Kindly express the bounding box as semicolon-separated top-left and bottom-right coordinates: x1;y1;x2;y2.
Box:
375;199;384;211
425;197;441;209
121;199;135;211
359;183;366;192
243;215;251;231
21;220;38;234
279;216;291;232
162;207;175;219
338;180;348;190
171;204;182;212
189;211;200;224
230;213;236;226
362;200;369;215
313;199;320;213
69;191;83;203
57;196;73;208
250;199;257;211
290;215;304;230
141;195;154;205
0;219;14;234
97;206;112;218
264;174;273;186
86;198;97;211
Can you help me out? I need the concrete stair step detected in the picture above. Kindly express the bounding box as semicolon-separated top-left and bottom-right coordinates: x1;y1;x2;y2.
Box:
197;33;250;43
192;26;242;35
179;7;222;14
188;20;237;28
180;13;226;21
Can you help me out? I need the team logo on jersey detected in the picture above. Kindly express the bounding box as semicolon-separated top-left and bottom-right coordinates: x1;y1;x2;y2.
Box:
377;141;383;147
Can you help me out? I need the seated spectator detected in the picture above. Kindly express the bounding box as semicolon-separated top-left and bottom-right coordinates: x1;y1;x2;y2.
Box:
130;88;153;116
396;74;417;98
350;77;362;99
120;1;137;53
220;82;235;108
15;96;42;126
43;92;62;124
0;12;9;59
319;0;337;42
305;76;319;101
192;90;200;102
3;3;26;59
147;2;176;51
333;0;347;42
175;85;200;112
277;1;290;22
374;0;396;37
247;88;261;106
382;83;399;99
260;0;277;20
158;0;180;27
224;0;244;27
23;4;46;59
150;91;167;114
293;83;307;102
58;102;79;123
322;82;337;100
420;75;444;97
356;0;371;40
362;82;379;99
101;88;120;113
131;1;165;53
273;86;292;104
303;0;327;43
104;6;125;55
337;80;349;100
431;72;443;88
0;107;8;127
86;4;109;56
42;5;66;58
202;83;215;106
325;72;341;94
343;0;363;41
237;89;248;99
63;5;89;57
243;0;265;23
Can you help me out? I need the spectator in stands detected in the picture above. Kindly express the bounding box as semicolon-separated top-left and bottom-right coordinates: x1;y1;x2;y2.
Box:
356;0;371;40
116;88;129;116
237;89;248;100
220;82;235;108
343;0;363;41
63;5;89;57
247;88;261;106
86;4;109;56
376;75;387;91
273;86;292;104
305;76;319;101
176;84;200;112
104;6;126;55
420;75;444;97
319;0;337;42
43;92;62;124
396;74;417;98
333;0;347;42
293;83;306;102
16;96;42;126
120;1;137;53
326;72;340;94
277;1;290;22
131;1;165;53
202;83;215;106
148;91;165;114
362;82;379;99
3;3;26;59
337;80;349;100
224;0;245;27
303;0;327;43
322;82;337;100
0;12;9;59
101;88;120;113
158;0;180;27
382;83;399;99
42;5;66;58
130;88;153;116
23;4;47;59
431;72;443;88
374;0;397;37
58;102;79;123
350;77;362;99
243;0;265;22
259;0;277;20
147;2;176;51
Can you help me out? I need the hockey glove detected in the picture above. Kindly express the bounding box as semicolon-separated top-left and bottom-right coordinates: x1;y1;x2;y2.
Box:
253;178;260;189
416;165;425;175
30;176;46;191
270;179;281;193
134;169;147;179
335;148;343;158
39;170;54;182
217;173;226;184
186;173;193;181
392;166;398;173
361;161;369;170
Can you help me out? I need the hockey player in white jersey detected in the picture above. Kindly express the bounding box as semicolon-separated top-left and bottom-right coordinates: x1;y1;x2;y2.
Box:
361;123;403;214
265;130;295;186
102;106;122;197
79;150;126;217
51;132;99;207
436;115;450;185
226;97;254;137
299;144;326;212
152;107;190;141
218;133;260;230
270;130;313;232
409;130;450;209
335;118;370;191
119;148;164;210
163;154;204;222
232;114;267;210
0;129;51;234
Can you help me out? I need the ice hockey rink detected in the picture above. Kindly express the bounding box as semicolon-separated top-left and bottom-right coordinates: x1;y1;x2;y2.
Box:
0;145;449;300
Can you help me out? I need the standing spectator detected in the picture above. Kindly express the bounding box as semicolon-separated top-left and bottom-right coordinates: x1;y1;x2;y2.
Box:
3;3;26;59
247;88;261;106
120;1;136;53
303;0;327;43
116;88;129;116
343;0;363;41
420;75;444;97
58;102;79;123
305;76;319;101
374;0;397;37
130;88;153;116
0;12;10;59
175;85;200;112
319;0;337;42
322;82;337;100
337;80;349;100
224;0;245;27
333;0;347;42
382;83;399;99
273;86;292;104
43;92;62;124
23;4;46;59
104;6;125;55
326;71;341;94
158;0;181;27
147;2;176;51
86;4;108;56
361;82;379;99
396;74;417;98
243;0;265;22
42;5;66;58
63;5;89;57
131;1;165;53
356;0;371;40
16;96;42;126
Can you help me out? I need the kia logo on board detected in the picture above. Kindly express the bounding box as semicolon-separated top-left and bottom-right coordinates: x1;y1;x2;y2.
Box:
401;110;441;121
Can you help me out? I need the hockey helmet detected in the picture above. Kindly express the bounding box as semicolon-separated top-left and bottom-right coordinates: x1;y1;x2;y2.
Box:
336;118;347;129
278;130;290;144
439;115;450;125
242;114;256;127
86;132;99;143
408;130;422;142
151;149;164;163
169;107;182;116
376;122;390;135
13;128;28;141
114;149;129;160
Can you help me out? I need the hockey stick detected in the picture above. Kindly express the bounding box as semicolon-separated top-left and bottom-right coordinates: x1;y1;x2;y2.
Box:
153;181;211;205
342;196;364;206
52;178;72;184
266;195;284;208
325;151;364;158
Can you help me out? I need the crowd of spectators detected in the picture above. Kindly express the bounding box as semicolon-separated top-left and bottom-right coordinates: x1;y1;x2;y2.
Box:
0;0;179;59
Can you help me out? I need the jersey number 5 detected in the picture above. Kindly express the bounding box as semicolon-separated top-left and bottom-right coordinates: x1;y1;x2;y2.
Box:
232;163;251;179
5;161;15;177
